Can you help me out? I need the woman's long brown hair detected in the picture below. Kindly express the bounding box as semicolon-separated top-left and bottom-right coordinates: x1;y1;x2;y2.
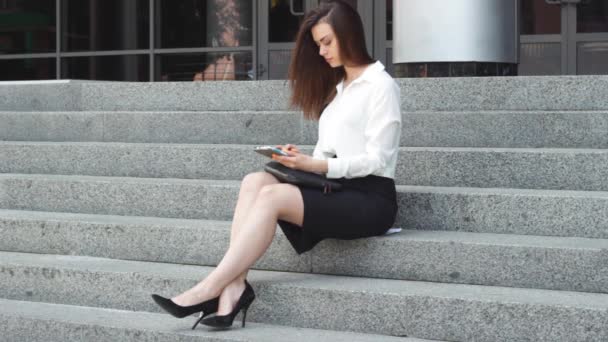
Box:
288;0;375;120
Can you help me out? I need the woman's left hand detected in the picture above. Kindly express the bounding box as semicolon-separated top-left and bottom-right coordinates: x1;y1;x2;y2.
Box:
272;151;317;173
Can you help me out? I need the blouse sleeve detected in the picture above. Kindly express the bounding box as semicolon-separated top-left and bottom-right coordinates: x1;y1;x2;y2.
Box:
325;80;401;179
312;113;335;160
312;141;329;160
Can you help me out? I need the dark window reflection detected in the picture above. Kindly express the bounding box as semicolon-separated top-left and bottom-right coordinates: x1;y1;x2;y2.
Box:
0;58;55;80
521;0;561;35
319;0;355;8
578;42;608;74
0;0;55;54
577;0;608;33
386;48;394;76
157;0;252;48
267;49;292;79
62;55;149;81
519;43;561;75
62;0;149;51
269;0;303;42
156;52;252;81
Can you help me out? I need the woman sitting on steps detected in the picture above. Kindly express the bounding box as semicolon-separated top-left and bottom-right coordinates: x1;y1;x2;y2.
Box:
151;0;402;329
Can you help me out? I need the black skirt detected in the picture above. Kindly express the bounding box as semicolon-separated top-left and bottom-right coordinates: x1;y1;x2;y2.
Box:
277;174;398;254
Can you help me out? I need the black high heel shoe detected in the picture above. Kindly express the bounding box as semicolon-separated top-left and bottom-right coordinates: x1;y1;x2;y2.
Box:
151;294;219;329
201;280;256;329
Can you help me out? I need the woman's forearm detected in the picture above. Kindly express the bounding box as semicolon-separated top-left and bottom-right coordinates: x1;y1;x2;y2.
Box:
311;159;329;174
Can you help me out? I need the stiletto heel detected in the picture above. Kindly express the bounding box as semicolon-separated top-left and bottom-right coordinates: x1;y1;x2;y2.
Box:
241;305;250;327
151;294;219;321
191;312;207;330
201;280;256;329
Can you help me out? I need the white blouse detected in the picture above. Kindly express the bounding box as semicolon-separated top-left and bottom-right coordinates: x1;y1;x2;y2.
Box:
313;61;401;179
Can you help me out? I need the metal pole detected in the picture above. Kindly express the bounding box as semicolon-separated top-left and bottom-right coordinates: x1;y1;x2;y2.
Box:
56;0;60;79
149;0;154;81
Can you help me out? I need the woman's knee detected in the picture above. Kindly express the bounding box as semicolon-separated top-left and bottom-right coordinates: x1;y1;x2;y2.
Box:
257;184;304;224
257;184;300;208
240;172;278;194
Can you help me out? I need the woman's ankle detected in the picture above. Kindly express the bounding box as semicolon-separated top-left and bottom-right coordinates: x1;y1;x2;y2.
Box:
232;276;247;287
172;286;218;306
222;280;247;299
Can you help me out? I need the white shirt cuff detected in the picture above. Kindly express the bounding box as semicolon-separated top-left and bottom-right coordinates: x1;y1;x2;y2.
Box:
326;158;344;179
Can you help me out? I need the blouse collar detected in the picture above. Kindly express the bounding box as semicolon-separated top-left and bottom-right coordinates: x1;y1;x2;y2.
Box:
336;60;385;94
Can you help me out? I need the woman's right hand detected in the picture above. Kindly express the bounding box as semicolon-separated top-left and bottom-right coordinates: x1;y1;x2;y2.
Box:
277;144;301;154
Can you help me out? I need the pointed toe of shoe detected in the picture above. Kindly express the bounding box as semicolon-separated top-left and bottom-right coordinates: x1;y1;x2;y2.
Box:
151;294;186;318
151;294;164;304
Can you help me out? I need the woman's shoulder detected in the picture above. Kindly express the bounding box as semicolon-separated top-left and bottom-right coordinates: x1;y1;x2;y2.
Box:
368;72;399;96
363;62;396;86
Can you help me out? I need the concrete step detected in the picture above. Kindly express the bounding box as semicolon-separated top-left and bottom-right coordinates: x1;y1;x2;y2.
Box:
0;209;312;274
0;299;423;342
1;209;606;293
1;173;607;239
3;110;608;148
0;111;314;145
2;77;608;111
395;147;608;191
1;252;607;341
402;110;608;148
4;142;608;191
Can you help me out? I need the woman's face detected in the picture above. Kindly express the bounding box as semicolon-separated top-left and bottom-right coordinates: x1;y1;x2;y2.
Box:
311;22;342;68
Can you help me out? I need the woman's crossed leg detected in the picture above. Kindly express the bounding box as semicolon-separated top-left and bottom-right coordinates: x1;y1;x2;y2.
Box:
171;171;304;315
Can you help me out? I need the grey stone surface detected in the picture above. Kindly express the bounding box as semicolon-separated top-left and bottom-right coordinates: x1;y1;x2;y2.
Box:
2;76;608;342
6;110;608;148
2;174;608;238
0;80;81;111
0;111;311;145
103;111;307;145
6;143;608;191
78;81;293;112
0;142;274;180
0;210;310;274
313;229;608;293
0;112;104;142
302;117;320;145
1;252;607;342
402;110;608;148
1;209;607;293
0;174;240;220
2;77;608;112
0;299;424;342
397;185;608;239
396;147;608;191
397;75;608;111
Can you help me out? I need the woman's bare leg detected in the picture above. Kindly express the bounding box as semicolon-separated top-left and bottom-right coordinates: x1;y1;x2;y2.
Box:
172;172;278;306
213;172;279;313
172;182;304;315
228;172;280;276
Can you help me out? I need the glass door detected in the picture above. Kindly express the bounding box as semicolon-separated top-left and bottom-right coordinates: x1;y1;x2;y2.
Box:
336;0;374;56
520;0;563;75
257;0;317;79
568;0;608;74
520;0;608;75
375;0;392;75
257;0;374;80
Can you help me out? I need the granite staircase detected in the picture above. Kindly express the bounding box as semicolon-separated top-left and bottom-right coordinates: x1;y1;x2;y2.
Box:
1;77;608;341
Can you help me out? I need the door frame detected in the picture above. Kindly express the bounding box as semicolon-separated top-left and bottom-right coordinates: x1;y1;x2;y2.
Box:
564;2;608;74
256;0;317;80
521;0;608;75
256;0;381;80
373;0;390;73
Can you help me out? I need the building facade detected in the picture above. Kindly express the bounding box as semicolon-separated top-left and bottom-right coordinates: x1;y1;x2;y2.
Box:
0;0;607;81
